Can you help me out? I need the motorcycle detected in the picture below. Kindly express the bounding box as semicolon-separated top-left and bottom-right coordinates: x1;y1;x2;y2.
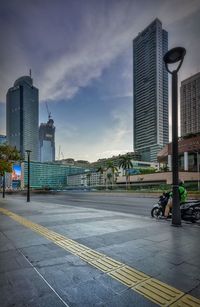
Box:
151;193;200;223
151;192;170;218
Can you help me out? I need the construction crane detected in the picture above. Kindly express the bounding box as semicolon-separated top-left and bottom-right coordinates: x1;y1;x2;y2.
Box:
45;102;51;120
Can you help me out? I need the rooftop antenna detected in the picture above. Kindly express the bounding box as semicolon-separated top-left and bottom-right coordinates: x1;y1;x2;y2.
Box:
45;102;51;120
29;69;32;77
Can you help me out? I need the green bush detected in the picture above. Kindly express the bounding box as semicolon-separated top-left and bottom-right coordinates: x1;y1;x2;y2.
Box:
137;167;157;174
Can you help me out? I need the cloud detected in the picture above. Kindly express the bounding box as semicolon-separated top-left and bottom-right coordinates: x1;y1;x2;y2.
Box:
1;0;200;162
0;0;200;103
55;102;133;162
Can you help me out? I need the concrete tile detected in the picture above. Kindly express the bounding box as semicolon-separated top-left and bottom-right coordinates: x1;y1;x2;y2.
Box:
104;288;157;307
25;293;67;307
0;249;30;273
2;229;50;248
96;241;150;265
156;267;200;293
38;259;103;290
189;283;200;298
95;274;128;295
0;267;52;307
20;243;69;265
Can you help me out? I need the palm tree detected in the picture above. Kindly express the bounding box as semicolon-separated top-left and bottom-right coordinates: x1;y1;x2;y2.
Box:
86;173;91;187
106;173;113;189
106;161;118;188
118;155;133;190
97;166;104;187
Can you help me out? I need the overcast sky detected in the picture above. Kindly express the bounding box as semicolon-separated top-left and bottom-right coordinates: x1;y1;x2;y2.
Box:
0;0;200;161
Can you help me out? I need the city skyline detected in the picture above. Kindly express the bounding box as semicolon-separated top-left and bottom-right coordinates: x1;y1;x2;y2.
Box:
0;0;200;162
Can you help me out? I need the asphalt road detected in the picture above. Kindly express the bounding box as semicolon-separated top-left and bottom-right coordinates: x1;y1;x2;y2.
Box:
21;192;157;217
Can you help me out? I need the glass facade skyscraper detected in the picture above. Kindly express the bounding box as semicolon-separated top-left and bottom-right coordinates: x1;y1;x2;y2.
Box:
39;118;55;162
180;72;200;137
133;19;168;162
6;76;39;161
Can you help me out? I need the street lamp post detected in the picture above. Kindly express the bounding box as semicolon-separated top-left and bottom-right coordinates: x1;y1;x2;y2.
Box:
193;151;199;191
197;152;200;191
26;150;31;202
163;47;186;227
2;172;5;198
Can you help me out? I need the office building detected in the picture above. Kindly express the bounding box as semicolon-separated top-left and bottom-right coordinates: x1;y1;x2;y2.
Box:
6;75;39;161
133;18;168;162
39;117;55;162
181;72;200;137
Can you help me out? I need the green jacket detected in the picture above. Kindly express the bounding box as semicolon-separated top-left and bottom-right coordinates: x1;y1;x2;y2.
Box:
168;186;187;203
179;186;187;203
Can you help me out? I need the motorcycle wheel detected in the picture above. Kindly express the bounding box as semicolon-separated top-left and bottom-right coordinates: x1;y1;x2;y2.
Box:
151;207;163;218
194;208;200;221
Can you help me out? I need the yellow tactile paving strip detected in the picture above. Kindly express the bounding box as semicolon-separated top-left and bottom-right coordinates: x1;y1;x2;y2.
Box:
0;207;200;307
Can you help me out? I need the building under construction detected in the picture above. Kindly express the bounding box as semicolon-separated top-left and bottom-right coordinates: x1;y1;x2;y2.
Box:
39;108;55;162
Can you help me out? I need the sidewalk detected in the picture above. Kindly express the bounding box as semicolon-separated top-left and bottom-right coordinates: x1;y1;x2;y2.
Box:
0;196;200;306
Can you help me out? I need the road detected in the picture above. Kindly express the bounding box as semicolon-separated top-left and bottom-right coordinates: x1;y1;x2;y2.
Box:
20;191;157;217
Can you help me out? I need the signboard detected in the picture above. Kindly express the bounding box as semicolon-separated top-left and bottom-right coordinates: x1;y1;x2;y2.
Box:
12;164;21;188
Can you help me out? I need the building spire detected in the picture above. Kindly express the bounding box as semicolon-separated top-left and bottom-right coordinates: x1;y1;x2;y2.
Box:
29;69;32;77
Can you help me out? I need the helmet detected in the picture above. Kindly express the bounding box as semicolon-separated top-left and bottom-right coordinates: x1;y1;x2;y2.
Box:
179;180;184;186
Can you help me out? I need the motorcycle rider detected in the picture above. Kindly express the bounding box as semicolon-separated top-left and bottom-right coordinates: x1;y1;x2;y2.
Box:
164;180;188;218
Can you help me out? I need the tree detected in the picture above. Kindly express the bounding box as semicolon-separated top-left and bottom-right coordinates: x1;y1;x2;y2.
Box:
118;155;133;190
106;161;118;188
86;173;91;187
106;173;113;189
0;144;22;198
97;166;105;186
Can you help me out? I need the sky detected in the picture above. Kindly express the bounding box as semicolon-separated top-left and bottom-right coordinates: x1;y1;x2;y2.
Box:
0;0;200;162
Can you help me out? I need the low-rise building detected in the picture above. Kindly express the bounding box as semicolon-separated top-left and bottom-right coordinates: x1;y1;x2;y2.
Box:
67;171;105;187
21;161;86;189
91;152;141;169
157;134;200;172
0;135;6;144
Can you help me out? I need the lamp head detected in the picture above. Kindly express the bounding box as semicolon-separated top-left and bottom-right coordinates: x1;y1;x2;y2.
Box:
163;47;186;74
163;47;186;64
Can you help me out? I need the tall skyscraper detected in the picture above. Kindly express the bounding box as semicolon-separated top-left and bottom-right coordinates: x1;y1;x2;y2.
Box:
133;18;168;162
180;72;200;137
6;75;39;161
39;117;55;162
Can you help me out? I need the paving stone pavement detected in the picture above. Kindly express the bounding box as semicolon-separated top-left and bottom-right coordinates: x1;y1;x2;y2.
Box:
0;196;200;307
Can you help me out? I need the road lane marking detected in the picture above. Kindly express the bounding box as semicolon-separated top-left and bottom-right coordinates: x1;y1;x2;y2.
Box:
1;207;200;307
